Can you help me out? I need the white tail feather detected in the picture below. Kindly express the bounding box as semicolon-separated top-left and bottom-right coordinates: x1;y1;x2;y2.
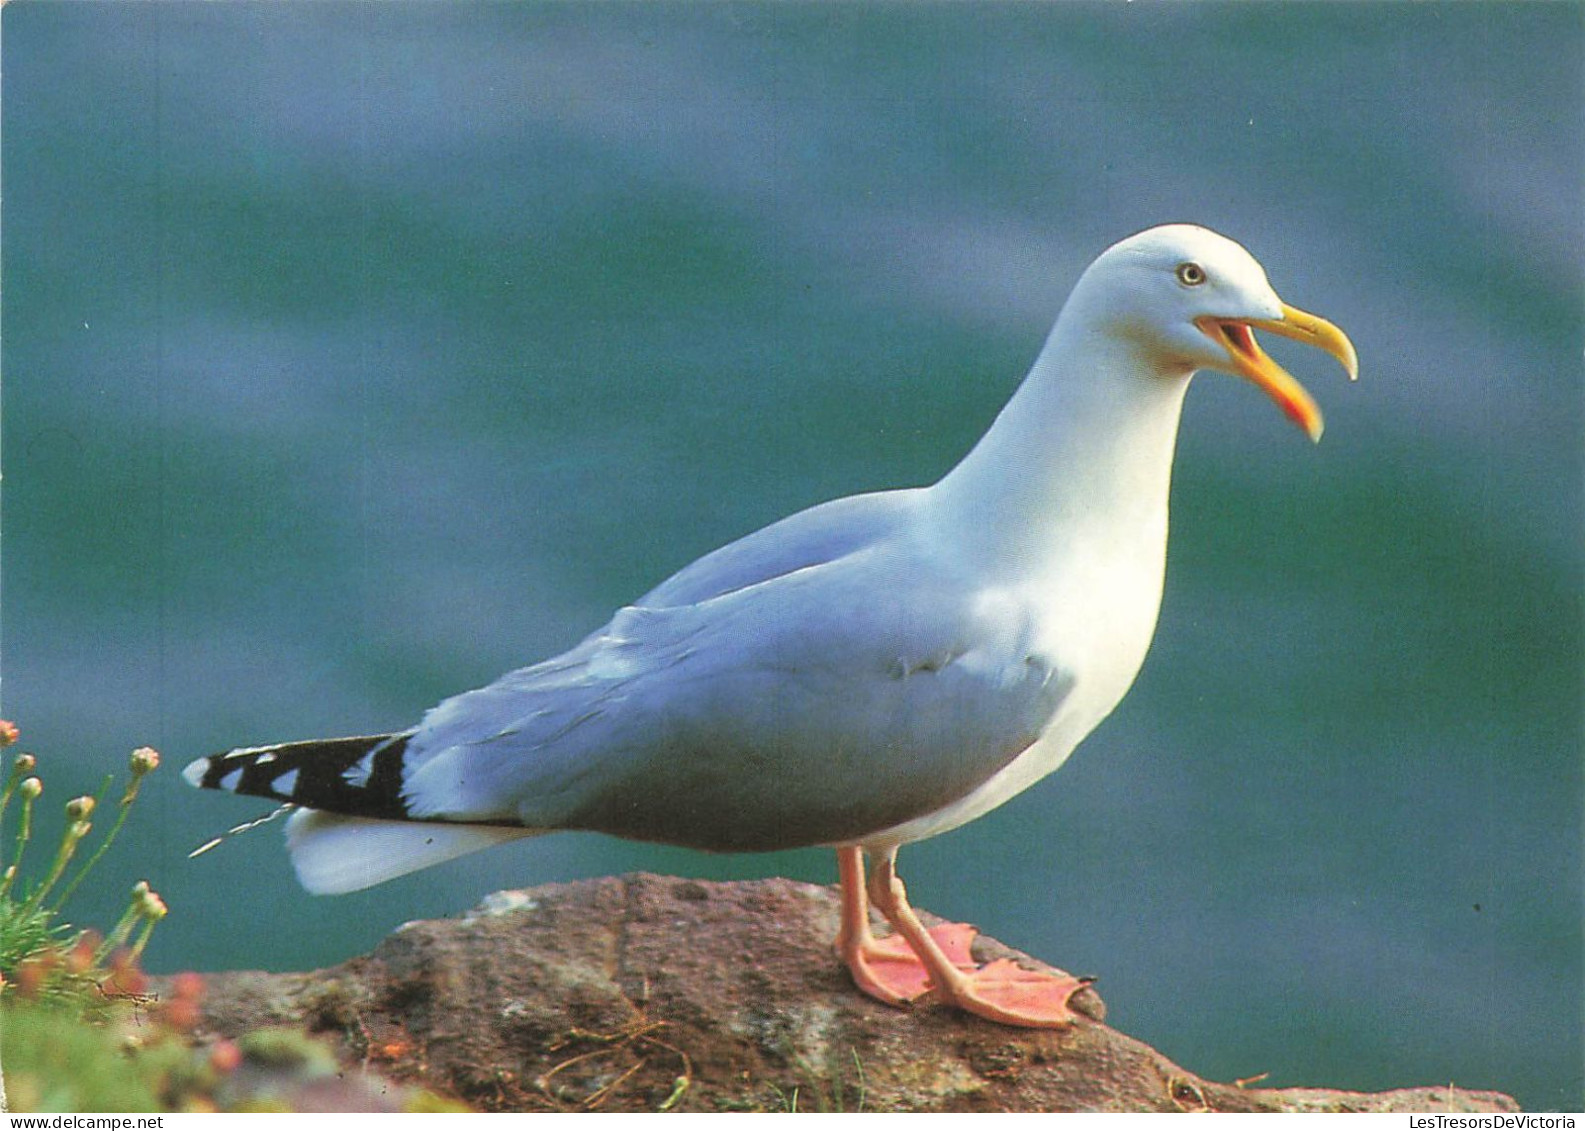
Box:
285;809;539;894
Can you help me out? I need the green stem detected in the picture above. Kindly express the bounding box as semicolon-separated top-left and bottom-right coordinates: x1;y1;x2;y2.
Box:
0;792;38;900
94;896;145;963
0;779;18;847
55;780;133;911
18;822;87;919
128;915;158;961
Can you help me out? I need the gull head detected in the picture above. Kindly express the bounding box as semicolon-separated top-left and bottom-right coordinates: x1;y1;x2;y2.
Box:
1074;224;1358;441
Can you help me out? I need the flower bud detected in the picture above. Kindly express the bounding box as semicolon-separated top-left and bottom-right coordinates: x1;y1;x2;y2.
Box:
106;949;149;997
209;1039;242;1075
19;777;41;801
15;959;48;998
0;720;18;747
66;795;96;820
12;752;35;774
65;937;96;975
129;747;160;775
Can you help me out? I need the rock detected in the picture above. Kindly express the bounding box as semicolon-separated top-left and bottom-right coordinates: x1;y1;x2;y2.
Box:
182;874;1519;1113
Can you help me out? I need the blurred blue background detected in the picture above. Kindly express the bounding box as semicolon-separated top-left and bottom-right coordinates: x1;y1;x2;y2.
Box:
3;0;1580;1111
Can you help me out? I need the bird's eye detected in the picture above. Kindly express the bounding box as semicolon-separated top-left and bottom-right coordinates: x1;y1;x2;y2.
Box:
1176;262;1207;287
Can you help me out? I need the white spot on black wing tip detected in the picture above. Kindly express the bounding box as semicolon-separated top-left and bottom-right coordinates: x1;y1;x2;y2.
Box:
344;750;377;788
181;757;211;789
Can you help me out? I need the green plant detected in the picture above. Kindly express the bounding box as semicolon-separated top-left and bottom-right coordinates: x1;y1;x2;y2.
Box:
0;724;472;1113
770;1046;868;1113
0;725;168;1003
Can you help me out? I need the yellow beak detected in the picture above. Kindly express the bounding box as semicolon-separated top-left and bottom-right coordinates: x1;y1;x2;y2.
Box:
1195;303;1359;442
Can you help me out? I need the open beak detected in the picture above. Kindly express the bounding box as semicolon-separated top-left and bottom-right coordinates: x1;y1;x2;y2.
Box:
1195;303;1358;442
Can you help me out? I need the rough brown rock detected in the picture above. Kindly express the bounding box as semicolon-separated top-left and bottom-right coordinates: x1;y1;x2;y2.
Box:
184;874;1519;1113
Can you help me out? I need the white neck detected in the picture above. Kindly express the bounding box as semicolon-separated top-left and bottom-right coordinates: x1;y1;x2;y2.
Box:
926;310;1192;582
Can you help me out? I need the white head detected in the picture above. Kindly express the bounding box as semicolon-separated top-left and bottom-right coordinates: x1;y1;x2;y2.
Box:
1068;224;1358;440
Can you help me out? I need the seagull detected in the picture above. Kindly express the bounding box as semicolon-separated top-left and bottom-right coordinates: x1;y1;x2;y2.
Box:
185;223;1357;1028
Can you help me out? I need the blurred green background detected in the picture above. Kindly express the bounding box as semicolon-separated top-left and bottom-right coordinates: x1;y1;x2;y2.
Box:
3;0;1580;1111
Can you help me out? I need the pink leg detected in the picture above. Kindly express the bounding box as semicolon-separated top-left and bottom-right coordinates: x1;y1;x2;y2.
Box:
865;848;1088;1028
834;845;977;1005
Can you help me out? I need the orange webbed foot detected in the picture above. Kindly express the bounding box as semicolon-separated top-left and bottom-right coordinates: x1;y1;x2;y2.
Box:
925;957;1092;1027
842;921;978;1005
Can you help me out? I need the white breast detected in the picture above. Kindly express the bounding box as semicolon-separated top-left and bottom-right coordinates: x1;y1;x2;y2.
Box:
855;509;1169;851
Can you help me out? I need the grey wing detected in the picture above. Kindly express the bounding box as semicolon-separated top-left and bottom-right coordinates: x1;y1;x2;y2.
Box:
637;488;923;607
399;548;1073;853
394;485;924;816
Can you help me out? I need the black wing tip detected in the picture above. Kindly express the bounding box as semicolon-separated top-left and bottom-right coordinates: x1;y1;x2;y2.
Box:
183;733;413;819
